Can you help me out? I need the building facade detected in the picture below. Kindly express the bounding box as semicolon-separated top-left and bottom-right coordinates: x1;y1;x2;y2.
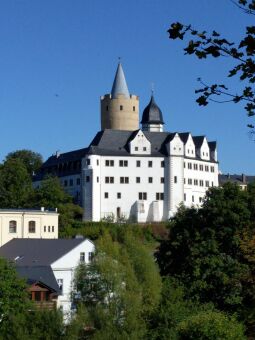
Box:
34;63;219;222
0;208;59;246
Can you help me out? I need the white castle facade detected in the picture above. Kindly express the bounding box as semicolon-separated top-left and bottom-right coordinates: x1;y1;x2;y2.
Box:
34;63;219;222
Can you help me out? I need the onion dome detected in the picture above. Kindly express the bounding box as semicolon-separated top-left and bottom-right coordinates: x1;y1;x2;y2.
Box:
141;95;164;125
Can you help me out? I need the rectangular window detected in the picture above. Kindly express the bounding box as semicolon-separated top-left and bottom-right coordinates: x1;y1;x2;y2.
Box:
192;195;194;203
44;226;46;232
64;180;68;187
105;177;114;184
97;176;99;183
199;180;204;187
184;162;186;168
194;164;198;170
174;176;177;183
105;160;109;166
86;176;90;183
138;192;147;200
136;160;141;167
184;193;186;201
199;197;203;203
161;161;165;167
48;226;50;232
120;177;129;184
69;179;73;186
119;160;128;167
97;159;99;166
52;226;54;232
120;105;123;110
117;192;121;199
161;177;164;183
86;159;90;166
194;179;198;186
184;178;186;184
57;279;63;294
156;193;164;200
105;160;114;167
199;164;203;171
210;166;215;172
88;252;94;262
188;178;192;185
143;147;147;151
104;192;109;199
148;177;153;183
148;161;152;167
80;252;85;262
76;178;80;185
136;177;140;183
205;165;209;172
135;147;138;151
188;162;192;169
133;106;135;111
205;180;209;187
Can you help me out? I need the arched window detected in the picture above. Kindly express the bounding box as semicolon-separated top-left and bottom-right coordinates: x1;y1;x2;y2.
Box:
28;221;36;233
9;221;17;233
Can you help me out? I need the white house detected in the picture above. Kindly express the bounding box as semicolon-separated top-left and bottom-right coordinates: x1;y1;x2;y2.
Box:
34;62;219;222
0;238;95;320
0;208;59;246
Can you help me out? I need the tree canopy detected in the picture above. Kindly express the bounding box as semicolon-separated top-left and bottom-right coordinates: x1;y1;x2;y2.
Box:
168;0;255;130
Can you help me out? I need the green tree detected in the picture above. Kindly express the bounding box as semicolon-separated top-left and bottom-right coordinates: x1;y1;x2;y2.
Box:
168;0;255;129
0;158;33;208
156;183;252;315
177;310;245;340
5;149;43;177
0;258;31;337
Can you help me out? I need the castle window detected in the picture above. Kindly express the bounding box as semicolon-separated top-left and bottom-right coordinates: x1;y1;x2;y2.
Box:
97;177;99;183
199;164;203;171
86;159;90;165
120;105;123;110
184;193;186;201
119;160;128;167
184;162;186;168
161;177;164;183
136;177;140;183
105;160;114;167
104;192;109;199
80;252;85;262
52;226;54;232
148;161;152;167
199;180;204;186
205;165;209;172
199;197;203;203
156;193;164;200
194;179;198;186
174;176;177;183
120;177;129;184
192;195;194;202
205;180;209;187
143;147;147;151
117;193;121;199
135;147;138;151
44;226;46;232
133;106;135;111
97;159;99;166
148;177;153;183
48;226;50;232
136;160;141;167
188;178;192;185
194;164;198;170
9;220;17;233
161;161;165;167
184;178;186;184
188;163;192;169
138;192;147;200
28;221;36;233
86;176;90;182
105;177;114;184
210;166;215;172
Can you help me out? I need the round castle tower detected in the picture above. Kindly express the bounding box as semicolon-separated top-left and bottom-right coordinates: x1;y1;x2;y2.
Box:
100;63;139;130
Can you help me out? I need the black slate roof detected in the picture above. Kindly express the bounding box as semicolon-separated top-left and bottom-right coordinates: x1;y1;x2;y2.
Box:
0;238;87;266
219;174;255;185
141;95;164;125
16;265;60;293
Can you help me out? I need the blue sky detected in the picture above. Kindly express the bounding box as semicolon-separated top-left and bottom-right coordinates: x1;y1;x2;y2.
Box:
0;0;254;174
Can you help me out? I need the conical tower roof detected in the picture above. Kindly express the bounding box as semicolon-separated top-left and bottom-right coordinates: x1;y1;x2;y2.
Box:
141;95;164;125
111;63;130;99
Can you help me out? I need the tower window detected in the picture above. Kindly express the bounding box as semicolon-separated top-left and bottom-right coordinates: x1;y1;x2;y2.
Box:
117;192;121;199
133;106;135;111
120;105;123;110
174;176;177;183
106;106;108;111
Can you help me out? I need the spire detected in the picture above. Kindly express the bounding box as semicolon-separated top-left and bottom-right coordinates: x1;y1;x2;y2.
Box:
111;62;130;99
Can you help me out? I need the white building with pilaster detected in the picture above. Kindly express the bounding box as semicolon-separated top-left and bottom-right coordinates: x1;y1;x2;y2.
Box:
35;62;219;222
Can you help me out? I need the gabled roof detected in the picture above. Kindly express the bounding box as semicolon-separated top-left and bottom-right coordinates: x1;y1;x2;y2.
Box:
141;95;164;125
0;238;88;266
16;265;60;293
208;141;217;151
111;63;130;99
219;174;255;185
179;132;191;144
193;136;205;148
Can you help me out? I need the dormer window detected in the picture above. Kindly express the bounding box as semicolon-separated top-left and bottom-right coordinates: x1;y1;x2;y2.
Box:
143;147;147;151
135;147;138;151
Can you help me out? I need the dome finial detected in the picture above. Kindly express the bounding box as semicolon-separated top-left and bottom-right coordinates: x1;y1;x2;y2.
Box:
151;82;155;96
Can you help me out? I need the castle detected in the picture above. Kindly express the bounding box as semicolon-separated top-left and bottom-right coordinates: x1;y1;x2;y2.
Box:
34;63;219;222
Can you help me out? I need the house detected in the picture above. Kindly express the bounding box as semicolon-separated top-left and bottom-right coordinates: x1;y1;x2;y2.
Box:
0;208;59;246
219;173;255;190
0;238;95;319
34;62;219;222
